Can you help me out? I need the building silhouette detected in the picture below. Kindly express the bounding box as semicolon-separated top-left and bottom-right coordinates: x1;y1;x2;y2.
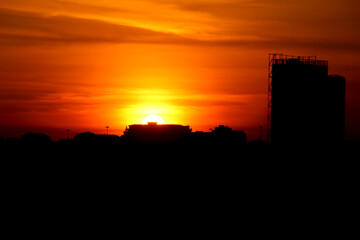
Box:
211;125;247;146
327;75;346;143
74;132;121;145
123;122;191;144
122;123;247;147
21;133;52;145
268;54;345;144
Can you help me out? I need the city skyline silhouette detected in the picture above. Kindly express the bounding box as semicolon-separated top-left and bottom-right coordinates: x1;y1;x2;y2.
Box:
2;4;359;230
1;1;359;146
0;53;349;146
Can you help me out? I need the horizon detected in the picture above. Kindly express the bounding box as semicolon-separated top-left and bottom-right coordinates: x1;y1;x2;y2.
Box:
0;122;263;142
1;0;360;143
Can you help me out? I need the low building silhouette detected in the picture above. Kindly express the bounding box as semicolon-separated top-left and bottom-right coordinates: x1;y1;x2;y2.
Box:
211;125;247;146
188;125;247;148
4;137;19;145
123;122;191;144
74;132;121;145
21;133;51;145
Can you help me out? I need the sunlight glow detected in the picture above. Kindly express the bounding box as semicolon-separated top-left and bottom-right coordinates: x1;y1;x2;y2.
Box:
141;115;165;124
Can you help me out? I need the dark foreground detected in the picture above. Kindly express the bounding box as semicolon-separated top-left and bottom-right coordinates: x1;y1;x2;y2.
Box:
2;140;357;196
1;139;358;159
1;141;357;239
1;140;358;171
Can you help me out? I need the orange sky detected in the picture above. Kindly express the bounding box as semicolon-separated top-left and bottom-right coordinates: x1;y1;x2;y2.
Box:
1;0;360;141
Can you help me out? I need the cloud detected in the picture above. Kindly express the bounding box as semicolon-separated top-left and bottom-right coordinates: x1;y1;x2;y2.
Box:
1;4;360;52
0;8;189;45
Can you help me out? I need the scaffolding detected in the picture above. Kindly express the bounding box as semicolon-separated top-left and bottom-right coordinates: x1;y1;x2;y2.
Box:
267;54;275;144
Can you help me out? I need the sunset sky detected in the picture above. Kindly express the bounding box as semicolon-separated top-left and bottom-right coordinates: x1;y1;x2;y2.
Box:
1;0;360;141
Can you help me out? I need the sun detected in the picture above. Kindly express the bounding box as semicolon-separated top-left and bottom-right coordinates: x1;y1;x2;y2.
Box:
141;115;165;124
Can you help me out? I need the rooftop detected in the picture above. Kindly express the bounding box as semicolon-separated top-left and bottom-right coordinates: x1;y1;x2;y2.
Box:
270;53;328;67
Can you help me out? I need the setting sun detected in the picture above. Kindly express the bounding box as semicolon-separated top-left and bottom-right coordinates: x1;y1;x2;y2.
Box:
141;115;165;125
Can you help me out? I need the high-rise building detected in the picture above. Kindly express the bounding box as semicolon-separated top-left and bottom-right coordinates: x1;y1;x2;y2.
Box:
268;54;345;145
327;75;346;143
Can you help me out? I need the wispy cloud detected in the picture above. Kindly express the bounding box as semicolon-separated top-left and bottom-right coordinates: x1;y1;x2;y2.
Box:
0;8;190;45
1;3;359;52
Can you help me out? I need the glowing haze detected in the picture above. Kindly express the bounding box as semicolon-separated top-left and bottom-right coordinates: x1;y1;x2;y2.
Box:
0;0;360;140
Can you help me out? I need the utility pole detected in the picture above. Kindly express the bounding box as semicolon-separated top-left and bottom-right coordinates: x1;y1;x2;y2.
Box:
105;126;109;135
66;129;70;140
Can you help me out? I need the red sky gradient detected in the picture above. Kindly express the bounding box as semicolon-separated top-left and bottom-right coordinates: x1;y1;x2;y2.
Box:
0;0;360;141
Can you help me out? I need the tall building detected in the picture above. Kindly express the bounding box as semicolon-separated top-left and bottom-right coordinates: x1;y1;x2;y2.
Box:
268;54;345;144
327;75;346;143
